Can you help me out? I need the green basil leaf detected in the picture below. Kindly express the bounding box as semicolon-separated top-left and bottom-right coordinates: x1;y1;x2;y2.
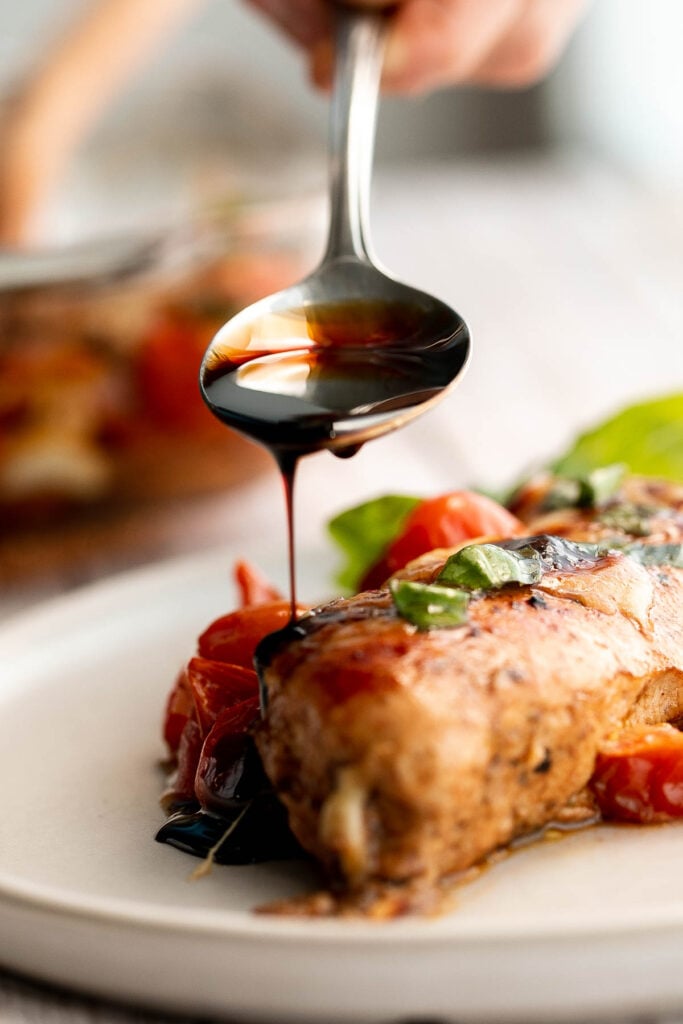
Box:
552;393;683;480
541;464;626;512
328;494;421;591
437;535;606;592
598;503;658;537
622;543;683;569
437;543;543;589
390;579;470;630
540;478;582;511
578;464;627;507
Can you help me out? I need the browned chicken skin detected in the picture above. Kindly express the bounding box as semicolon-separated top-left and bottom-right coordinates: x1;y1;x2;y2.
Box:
256;478;683;905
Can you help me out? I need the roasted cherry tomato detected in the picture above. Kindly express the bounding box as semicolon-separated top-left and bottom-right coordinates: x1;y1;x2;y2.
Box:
194;696;262;811
163;668;195;754
234;560;283;608
186;657;259;737
164;718;204;809
362;491;524;589
197;601;299;668
591;724;683;823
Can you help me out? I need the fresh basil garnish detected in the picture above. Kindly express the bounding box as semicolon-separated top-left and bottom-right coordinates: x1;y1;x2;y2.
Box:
540;478;583;512
438;535;605;592
581;464;628;506
552;393;683;482
541;464;626;512
597;503;659;537
390;579;470;630
437;542;542;589
328;494;421;591
390;533;683;631
621;543;683;569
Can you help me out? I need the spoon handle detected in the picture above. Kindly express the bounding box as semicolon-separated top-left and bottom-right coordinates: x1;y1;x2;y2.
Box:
324;6;386;264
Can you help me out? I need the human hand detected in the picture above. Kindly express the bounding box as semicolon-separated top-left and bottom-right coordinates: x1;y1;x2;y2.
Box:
246;0;589;94
0;0;205;246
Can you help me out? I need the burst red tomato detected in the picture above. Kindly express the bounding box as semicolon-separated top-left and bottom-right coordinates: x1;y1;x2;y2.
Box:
186;657;259;737
165;718;203;807
163;668;195;754
197;600;299;668
591;724;683;823
162;566;301;813
234;560;283;607
362;491;524;589
194;696;262;812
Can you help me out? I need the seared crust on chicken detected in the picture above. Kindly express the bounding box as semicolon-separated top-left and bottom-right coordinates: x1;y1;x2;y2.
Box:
256;478;683;899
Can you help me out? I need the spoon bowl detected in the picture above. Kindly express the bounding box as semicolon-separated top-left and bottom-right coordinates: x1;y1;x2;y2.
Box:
201;258;469;453
200;8;470;459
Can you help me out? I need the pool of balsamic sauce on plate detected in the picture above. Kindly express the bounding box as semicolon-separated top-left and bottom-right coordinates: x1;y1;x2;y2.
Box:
157;297;465;864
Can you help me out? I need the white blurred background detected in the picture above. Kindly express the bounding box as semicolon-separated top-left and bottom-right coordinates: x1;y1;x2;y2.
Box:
2;0;682;240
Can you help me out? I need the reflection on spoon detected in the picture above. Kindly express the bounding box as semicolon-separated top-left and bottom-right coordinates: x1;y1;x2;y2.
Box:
202;295;469;449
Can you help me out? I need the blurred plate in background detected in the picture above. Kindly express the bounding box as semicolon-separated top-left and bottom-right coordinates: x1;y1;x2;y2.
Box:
0;187;324;581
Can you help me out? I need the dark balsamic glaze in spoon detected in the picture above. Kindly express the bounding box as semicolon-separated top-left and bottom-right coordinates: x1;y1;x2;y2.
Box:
201;296;467;613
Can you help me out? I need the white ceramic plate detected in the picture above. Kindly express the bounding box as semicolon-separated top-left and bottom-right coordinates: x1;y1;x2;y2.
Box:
1;546;683;1024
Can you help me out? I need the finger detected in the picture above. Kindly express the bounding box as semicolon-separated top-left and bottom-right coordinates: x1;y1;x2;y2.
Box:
377;0;526;94
310;37;335;90
309;0;394;90
244;0;331;49
312;0;524;93
467;0;590;87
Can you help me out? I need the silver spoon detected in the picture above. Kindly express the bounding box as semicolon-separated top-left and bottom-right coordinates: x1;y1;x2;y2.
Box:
200;6;470;458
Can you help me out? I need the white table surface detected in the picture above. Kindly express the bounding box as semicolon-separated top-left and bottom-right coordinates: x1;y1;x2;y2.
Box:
1;153;682;1023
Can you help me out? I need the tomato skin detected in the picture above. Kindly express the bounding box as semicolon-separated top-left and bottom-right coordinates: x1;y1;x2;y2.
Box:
362;491;524;590
194;696;262;812
197;601;298;668
591;725;683;823
163;568;296;810
186;657;259;737
233;560;283;608
163;668;195;754
165;718;203;808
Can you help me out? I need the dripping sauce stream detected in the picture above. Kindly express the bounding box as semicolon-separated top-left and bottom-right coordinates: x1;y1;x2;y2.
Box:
276;451;299;620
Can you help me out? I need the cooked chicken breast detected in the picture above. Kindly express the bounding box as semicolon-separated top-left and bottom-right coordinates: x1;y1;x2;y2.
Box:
255;478;683;903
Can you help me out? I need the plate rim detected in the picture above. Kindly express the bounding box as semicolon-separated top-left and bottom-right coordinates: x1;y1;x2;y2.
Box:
2;544;683;950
